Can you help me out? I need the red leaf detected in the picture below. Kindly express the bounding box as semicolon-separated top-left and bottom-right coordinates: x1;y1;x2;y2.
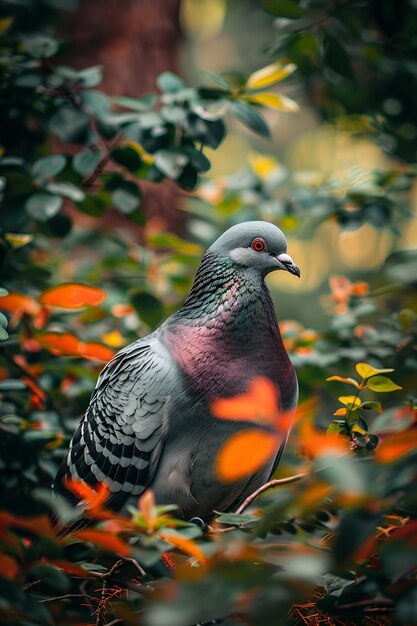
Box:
0;553;19;580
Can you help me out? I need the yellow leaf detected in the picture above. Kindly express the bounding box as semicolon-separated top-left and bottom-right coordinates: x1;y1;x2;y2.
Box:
245;93;299;112
327;375;359;388
351;423;367;436
5;233;33;248
355;362;394;379
127;142;154;164
248;152;281;179
338;395;362;407
102;330;125;348
245;60;297;90
0;18;13;34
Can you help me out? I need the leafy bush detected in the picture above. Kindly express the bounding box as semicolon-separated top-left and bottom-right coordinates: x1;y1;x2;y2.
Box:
0;1;416;625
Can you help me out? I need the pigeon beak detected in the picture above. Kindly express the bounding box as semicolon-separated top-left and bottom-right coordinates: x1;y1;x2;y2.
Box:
276;253;301;278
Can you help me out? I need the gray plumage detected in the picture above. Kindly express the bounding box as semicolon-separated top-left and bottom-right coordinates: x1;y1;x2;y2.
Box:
53;221;300;520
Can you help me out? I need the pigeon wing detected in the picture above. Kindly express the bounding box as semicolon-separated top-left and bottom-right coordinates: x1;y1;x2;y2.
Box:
54;336;176;507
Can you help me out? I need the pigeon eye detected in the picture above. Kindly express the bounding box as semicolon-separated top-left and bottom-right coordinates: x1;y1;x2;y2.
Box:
251;238;266;252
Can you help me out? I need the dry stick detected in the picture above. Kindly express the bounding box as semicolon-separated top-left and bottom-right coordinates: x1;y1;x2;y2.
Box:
234;472;308;515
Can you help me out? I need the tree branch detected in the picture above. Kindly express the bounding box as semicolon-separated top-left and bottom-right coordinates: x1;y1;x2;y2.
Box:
234;472;308;514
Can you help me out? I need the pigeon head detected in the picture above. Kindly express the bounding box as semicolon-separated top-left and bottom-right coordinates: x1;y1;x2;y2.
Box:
208;221;300;278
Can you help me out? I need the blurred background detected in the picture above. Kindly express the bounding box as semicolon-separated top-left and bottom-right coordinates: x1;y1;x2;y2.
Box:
55;0;417;326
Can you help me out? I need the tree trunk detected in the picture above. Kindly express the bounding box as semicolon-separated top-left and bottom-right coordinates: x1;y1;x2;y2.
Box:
60;0;184;232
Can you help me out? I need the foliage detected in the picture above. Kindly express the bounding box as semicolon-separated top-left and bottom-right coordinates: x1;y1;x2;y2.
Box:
0;1;417;626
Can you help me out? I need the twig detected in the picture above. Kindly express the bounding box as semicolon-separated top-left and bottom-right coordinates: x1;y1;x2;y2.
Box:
103;620;124;626
335;597;393;612
40;593;92;603
89;556;145;581
234;472;308;514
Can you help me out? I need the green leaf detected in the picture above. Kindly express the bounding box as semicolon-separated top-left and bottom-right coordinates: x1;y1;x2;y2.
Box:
365;434;379;451
114;94;156;111
130;290;164;327
154;150;189;179
0;379;28;391
57;65;103;87
262;0;304;18
49;107;90;143
32;155;67;180
185;113;226;149
351;416;368;436
45;182;85;202
327;421;347;435
111;146;142;172
0;327;8;340
80;90;110;114
181;147;211;173
231;101;270;138
73;149;104;176
202;70;232;91
367;376;402;392
111;181;142;214
324;34;353;80
156;71;185;93
216;512;259;526
360;401;382;412
24;35;59;58
25;193;63;221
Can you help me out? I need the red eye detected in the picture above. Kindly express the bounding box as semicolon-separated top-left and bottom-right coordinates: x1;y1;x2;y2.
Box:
251;238;266;252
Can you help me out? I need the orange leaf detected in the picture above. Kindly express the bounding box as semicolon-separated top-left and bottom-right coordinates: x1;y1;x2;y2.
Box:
38;332;81;355
298;415;348;459
329;275;351;303
21;376;46;402
350;281;369;296
37;333;115;363
0;553;19;580
139;489;156;533
376;430;417;463
294;482;333;511
327;375;359;388
40;283;106;309
216;429;280;482
0;292;40;316
72;529;130;557
211;377;280;426
65;479;110;511
159;532;206;565
79;342;115;362
333;407;347;416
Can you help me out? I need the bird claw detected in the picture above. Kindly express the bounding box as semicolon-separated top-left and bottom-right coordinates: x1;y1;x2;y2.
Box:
189;516;208;532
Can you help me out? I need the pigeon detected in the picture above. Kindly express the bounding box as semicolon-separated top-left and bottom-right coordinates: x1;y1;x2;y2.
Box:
53;221;300;521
